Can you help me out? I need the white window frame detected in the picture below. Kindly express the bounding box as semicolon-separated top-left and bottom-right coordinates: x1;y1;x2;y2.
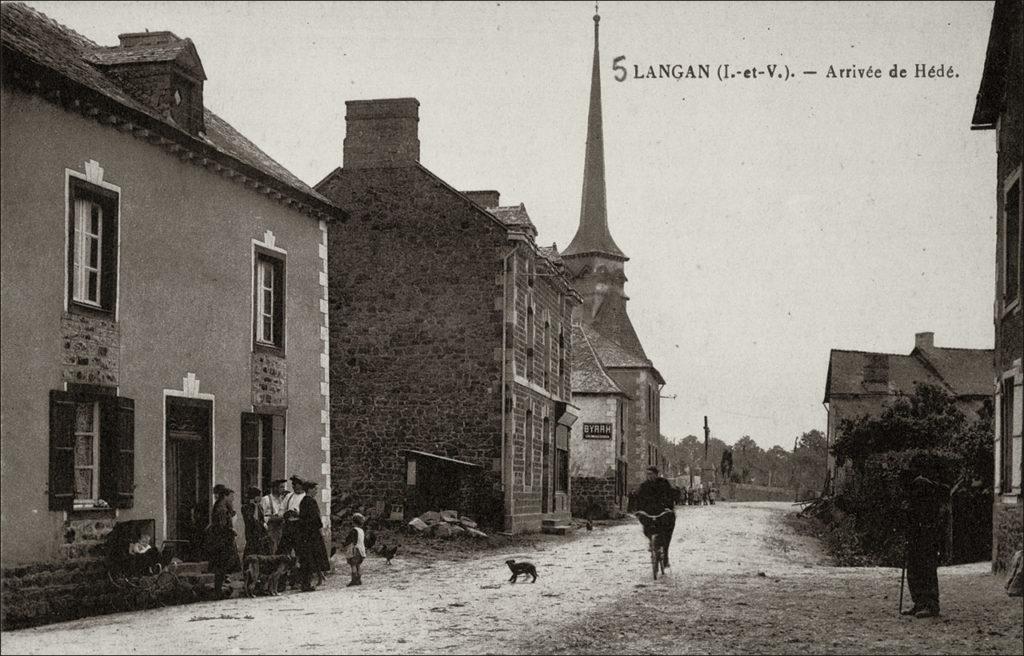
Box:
74;401;101;505
72;199;103;307
256;256;276;346
64;161;121;319
1001;166;1022;316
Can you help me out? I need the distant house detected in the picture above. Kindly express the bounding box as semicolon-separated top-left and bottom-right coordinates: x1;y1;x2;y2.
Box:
971;0;1023;573
0;3;343;567
314;98;580;534
568;322;628;518
823;332;993;491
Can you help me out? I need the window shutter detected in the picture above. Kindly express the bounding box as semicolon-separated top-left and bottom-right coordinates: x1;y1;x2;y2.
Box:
271;414;286;481
99;396;135;508
241;412;260;491
100;194;119;314
272;259;285;350
115;397;135;507
49;390;77;511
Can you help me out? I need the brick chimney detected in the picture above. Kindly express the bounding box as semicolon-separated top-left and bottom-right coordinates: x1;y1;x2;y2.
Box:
463;190;500;209
915;332;935;350
118;31;180;48
343;98;420;169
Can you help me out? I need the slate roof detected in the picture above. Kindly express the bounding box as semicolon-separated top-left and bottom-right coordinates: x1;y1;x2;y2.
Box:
488;204;537;236
572;323;625;395
85;38;205;79
824;345;993;402
1;2;336;214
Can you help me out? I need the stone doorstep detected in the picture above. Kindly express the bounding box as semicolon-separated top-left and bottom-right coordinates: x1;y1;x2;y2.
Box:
541;524;575;536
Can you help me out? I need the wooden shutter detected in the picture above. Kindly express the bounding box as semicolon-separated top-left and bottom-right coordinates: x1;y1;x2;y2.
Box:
49;390;77;511
241;412;260;491
99;396;135;508
99;192;119;315
272;258;285;350
271;414;286;481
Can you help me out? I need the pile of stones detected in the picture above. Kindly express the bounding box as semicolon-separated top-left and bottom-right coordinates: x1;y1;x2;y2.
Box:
406;510;488;539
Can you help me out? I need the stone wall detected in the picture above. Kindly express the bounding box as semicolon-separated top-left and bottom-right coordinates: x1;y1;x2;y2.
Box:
318;166;508;534
720;483;795;502
251;350;287;407
992;499;1024;573
571;475;618;519
61;311;119;386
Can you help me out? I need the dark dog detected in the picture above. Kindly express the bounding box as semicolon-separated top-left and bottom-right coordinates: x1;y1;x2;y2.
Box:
243;554;297;597
506;559;537;583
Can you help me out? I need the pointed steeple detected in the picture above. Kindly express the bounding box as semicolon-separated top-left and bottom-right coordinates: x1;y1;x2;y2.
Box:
563;9;626;261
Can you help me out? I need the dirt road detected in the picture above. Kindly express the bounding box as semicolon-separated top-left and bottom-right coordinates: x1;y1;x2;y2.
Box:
2;502;1020;655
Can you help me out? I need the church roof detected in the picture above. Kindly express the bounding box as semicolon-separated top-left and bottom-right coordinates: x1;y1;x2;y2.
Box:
561;13;626;261
572;323;626;395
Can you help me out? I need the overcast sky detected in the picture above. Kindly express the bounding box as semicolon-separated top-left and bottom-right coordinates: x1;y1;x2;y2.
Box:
25;1;998;449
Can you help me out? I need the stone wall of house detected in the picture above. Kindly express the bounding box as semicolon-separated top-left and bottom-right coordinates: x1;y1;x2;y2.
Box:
571;475;618;519
251;351;287;407
61;311;119;387
992;499;1024;573
319;167;509;534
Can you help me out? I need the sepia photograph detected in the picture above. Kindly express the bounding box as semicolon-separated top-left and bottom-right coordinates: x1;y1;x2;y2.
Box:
0;1;1021;654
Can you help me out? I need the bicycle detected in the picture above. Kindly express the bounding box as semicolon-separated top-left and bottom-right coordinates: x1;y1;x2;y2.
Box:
635;509;674;580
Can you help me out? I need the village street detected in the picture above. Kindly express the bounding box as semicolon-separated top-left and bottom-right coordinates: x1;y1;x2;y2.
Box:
1;502;1020;655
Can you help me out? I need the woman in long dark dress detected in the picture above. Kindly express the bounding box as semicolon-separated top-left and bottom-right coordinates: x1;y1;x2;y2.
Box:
295;480;329;592
206;484;242;598
242;486;271;559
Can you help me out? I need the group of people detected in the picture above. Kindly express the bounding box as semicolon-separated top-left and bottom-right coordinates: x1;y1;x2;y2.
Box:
204;475;329;597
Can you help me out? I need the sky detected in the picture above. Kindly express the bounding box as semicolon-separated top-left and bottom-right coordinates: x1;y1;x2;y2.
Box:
23;1;999;449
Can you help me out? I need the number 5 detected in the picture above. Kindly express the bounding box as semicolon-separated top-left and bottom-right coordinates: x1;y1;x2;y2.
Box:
613;56;627;82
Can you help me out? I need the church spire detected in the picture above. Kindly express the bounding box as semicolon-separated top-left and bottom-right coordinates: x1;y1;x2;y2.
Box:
563;8;626;261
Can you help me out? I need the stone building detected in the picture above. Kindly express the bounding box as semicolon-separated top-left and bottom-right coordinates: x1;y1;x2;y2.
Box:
564;13;666;515
315;99;579;534
823;332;994;492
0;3;342;571
972;0;1023;573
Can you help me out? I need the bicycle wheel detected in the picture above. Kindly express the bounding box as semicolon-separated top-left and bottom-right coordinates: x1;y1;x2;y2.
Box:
650;536;659;580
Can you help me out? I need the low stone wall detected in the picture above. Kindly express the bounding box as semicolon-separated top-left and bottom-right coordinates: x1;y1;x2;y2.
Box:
571;476;619;519
0;558;216;631
992;498;1024;573
720;483;796;503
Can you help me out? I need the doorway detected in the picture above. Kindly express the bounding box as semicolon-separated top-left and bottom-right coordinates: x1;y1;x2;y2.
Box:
165;397;212;561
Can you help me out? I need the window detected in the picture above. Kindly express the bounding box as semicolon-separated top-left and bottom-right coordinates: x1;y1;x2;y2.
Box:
74;402;100;503
1001;377;1015;494
67;179;118;314
525;408;533;487
254;252;285;350
526;306;535;381
241;412;284;494
49;389;134;510
543;318;551;390
1004;179;1020;307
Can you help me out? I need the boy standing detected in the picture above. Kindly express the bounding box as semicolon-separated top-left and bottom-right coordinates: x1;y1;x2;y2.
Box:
342;513;367;587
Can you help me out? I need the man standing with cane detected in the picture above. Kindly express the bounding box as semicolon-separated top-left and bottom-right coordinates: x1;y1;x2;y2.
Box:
899;469;948;618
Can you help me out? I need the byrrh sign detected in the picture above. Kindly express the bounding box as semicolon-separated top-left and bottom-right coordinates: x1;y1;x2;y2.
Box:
582;423;612;439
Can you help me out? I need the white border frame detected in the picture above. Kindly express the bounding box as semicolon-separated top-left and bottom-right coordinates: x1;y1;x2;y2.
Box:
65;161;122;321
161;374;216;542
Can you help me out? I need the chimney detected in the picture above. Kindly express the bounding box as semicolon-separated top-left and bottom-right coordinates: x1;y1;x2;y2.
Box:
118;31;180;48
463;190;500;209
915;332;935;350
343;98;420;169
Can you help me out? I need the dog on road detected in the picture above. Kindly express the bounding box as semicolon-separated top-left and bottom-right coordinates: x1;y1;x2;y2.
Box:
243;554;297;597
505;559;538;583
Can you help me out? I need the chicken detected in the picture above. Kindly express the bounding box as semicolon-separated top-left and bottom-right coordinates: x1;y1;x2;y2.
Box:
379;544;399;564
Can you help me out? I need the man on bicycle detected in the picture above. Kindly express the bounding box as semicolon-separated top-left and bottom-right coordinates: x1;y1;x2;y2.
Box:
635;466;677;567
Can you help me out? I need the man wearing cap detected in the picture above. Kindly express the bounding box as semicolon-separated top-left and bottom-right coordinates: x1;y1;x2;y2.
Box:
294;478;326;592
275;475;306;590
634;466;678;567
901;471;948;618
